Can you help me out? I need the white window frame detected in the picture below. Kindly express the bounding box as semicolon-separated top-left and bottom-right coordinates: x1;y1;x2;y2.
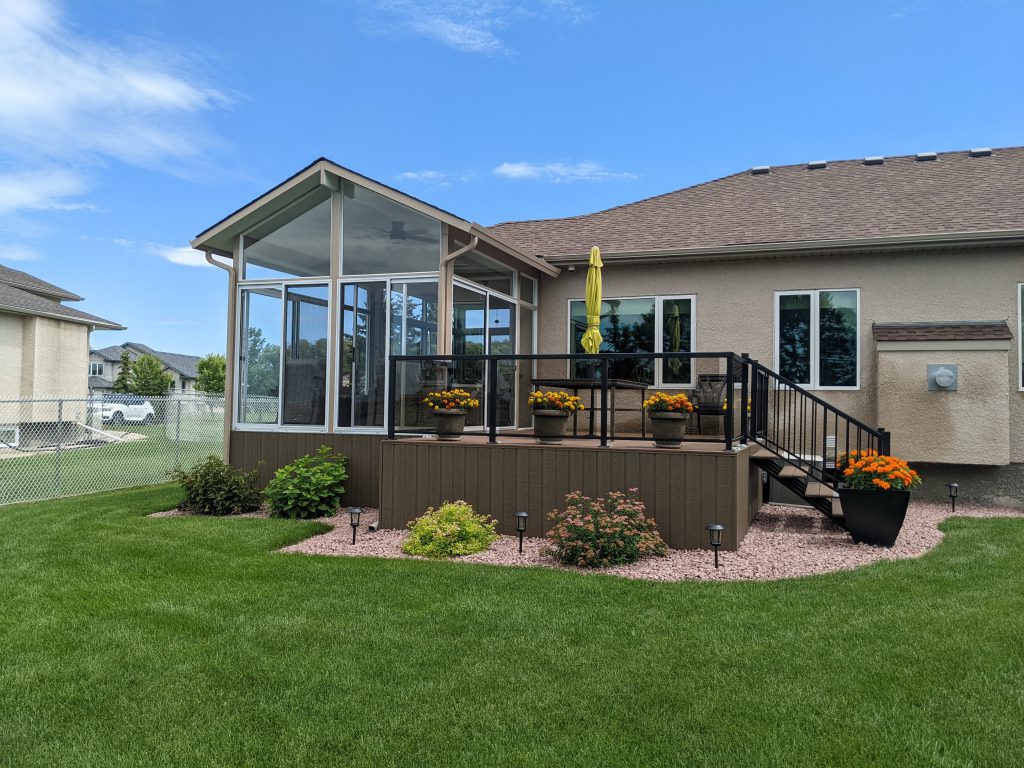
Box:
564;293;697;388
773;288;860;391
89;362;104;377
234;279;333;433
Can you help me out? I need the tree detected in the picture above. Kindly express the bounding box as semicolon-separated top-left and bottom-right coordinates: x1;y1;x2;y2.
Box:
130;354;173;396
112;350;132;394
195;354;226;393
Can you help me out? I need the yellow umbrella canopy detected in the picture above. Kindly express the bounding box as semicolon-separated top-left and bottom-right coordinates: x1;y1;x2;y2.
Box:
580;246;604;355
668;303;682;374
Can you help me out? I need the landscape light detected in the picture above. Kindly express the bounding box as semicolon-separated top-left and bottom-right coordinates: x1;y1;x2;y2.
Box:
515;511;529;554
705;523;725;569
349;507;362;545
947;483;959;515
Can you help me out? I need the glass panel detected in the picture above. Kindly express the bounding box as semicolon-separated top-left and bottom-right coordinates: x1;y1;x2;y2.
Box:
518;307;535;428
778;294;812;385
454;250;515;296
661;297;693;385
282;284;328;425
342;183;441;274
390;281;439;429
338;282;388;427
819;290;858;387
570;298;655;383
519;274;536;305
242;188;331;279
488;295;516;428
239;286;282;424
452;285;486;427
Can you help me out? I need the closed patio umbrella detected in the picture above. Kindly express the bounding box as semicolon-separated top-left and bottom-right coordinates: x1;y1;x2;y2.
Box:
580;246;604;356
668;303;682;374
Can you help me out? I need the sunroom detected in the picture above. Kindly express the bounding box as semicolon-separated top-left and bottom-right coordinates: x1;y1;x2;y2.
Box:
192;159;557;439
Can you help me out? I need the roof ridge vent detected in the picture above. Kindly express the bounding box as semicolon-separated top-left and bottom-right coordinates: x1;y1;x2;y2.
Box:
915;151;938;161
863;156;884;165
750;165;770;175
969;147;993;157
807;160;827;170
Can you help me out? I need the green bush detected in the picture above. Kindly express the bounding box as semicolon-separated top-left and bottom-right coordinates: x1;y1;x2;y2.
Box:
265;446;348;519
546;488;667;567
403;500;498;558
169;456;262;516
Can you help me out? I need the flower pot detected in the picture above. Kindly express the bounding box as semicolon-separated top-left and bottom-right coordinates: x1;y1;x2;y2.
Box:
432;408;467;441
838;488;910;547
532;409;571;444
649;411;688;448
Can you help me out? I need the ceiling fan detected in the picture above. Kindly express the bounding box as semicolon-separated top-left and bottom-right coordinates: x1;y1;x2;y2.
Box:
371;220;434;243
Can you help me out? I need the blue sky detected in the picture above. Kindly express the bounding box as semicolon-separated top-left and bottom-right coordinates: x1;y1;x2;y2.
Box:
0;0;1021;356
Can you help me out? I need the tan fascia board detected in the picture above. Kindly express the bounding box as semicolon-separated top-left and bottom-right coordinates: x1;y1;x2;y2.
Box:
876;339;1012;351
0;304;125;331
541;229;1024;266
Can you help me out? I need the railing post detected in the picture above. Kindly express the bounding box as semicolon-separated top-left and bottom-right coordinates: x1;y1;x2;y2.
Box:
723;356;734;451
387;356;397;440
487;357;499;444
739;353;750;445
599;358;609;447
54;399;63;497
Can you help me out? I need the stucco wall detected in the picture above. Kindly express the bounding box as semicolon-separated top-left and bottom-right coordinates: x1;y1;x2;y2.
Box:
20;317;89;399
535;246;1024;466
877;348;1009;465
0;313;24;400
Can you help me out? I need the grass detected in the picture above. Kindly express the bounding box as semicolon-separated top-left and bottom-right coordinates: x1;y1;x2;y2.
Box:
0;485;1022;767
0;424;221;505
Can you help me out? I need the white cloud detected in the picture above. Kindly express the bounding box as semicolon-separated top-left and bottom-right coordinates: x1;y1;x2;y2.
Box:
0;0;228;215
0;244;40;262
0;168;89;214
366;1;590;55
395;169;473;185
147;245;211;268
493;161;636;182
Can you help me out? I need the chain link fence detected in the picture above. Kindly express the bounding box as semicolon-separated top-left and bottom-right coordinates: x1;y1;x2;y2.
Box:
0;393;225;506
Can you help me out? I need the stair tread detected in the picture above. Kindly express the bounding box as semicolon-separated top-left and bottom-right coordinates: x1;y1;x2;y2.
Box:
778;466;808;479
804;482;839;499
749;445;775;459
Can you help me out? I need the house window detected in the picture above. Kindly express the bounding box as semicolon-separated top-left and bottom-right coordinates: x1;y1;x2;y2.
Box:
776;289;859;388
89;362;104;376
567;295;695;386
242;188;332;279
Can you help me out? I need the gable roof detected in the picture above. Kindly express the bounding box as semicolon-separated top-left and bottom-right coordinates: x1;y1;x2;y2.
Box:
488;147;1024;262
873;321;1013;342
92;342;201;379
0;263;83;301
0;281;124;330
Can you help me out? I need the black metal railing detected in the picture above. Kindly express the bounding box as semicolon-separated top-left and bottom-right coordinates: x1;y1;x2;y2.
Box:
744;355;890;491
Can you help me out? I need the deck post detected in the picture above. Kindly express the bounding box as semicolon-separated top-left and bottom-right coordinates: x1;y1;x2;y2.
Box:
599;358;609;447
387;356;397;440
739;353;750;445
724;355;734;451
487;357;498;444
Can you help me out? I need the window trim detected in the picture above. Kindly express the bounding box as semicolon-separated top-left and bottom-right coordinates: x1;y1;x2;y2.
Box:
773;288;861;391
564;293;697;388
89;362;104;377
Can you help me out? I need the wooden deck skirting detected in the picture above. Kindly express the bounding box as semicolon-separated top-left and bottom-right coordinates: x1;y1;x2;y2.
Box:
379;438;760;551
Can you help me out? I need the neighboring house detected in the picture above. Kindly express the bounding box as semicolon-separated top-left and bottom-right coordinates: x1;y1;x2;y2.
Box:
190;147;1024;536
89;342;201;393
0;264;123;447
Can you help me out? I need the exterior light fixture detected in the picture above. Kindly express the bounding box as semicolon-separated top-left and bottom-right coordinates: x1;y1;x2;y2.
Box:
515;511;529;554
705;523;725;569
947;483;959;515
349;507;362;545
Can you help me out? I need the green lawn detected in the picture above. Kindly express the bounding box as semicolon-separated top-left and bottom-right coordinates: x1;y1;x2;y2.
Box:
1;486;1021;767
0;425;221;505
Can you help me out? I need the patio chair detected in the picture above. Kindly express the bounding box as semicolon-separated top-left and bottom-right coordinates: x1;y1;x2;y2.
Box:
694;374;728;434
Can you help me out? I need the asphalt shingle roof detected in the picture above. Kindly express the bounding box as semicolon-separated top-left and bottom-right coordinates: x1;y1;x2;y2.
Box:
487;147;1024;259
0;282;124;329
0;264;83;301
92;343;201;379
872;321;1013;342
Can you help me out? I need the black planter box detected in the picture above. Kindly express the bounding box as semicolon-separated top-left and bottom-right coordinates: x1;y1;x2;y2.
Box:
838;488;910;547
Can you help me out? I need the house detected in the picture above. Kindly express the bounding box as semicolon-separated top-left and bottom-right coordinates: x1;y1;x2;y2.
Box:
190;147;1024;547
0;264;123;447
89;342;201;393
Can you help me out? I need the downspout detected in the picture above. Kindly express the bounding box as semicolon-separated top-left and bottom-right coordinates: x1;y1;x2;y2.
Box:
437;236;478;355
203;249;236;464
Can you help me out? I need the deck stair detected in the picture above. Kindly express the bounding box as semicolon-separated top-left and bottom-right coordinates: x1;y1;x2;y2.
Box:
740;357;891;527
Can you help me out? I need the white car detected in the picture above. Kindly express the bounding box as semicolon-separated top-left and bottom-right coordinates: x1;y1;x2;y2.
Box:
91;399;156;425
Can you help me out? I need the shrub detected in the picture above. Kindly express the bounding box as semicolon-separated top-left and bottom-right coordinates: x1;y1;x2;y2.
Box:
546;488;667;568
403;500;498;558
265;446;348;519
169;456;262;516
